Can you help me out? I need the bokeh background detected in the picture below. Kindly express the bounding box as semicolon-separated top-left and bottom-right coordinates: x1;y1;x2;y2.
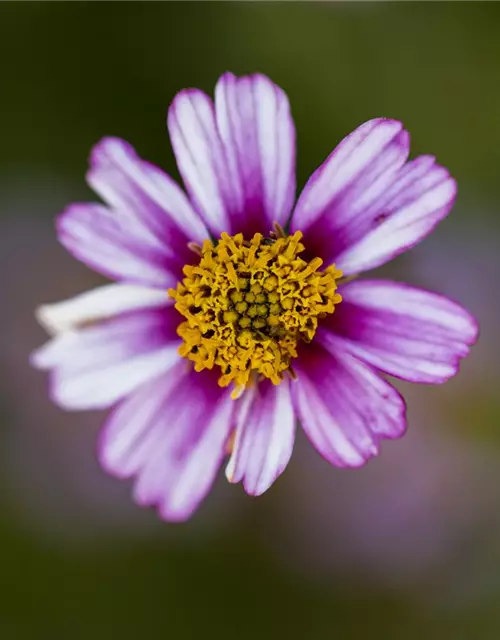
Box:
1;2;500;638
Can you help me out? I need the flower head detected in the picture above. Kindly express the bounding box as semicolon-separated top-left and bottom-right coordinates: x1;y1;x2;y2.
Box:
31;72;478;521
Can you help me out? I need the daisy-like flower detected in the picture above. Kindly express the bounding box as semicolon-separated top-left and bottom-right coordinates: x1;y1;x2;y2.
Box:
31;73;478;521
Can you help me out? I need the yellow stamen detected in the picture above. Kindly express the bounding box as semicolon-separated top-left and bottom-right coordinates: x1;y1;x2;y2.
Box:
169;231;342;394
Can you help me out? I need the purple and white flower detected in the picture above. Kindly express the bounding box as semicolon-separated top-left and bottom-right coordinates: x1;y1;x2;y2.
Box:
31;72;478;521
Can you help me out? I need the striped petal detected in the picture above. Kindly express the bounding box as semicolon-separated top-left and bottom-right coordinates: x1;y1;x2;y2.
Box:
335;158;456;274
225;380;295;496
167;73;296;238
88;137;208;249
57;203;177;288
99;365;235;522
291;119;409;264
291;119;456;274
58;138;208;287
292;342;406;468
31;308;181;410
319;280;478;383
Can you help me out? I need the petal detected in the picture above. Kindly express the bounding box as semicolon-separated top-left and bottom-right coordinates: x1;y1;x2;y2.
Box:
291;119;409;262
35;283;169;335
31;308;181;410
57;203;178;288
292;342;406;468
167;73;296;237
59;138;209;287
214;72;296;235
99;365;235;522
334;157;457;274
167;89;232;236
88;137;208;249
225;380;296;496
319;280;478;383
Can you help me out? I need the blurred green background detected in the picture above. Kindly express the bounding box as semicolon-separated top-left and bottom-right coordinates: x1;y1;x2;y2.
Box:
1;2;500;638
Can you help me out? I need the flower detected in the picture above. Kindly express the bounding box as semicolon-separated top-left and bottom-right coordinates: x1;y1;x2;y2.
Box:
31;72;478;521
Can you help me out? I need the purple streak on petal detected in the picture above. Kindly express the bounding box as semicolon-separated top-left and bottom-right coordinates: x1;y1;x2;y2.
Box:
88;137;208;267
320;279;478;384
292;342;406;468
168;74;296;238
167;89;232;236
31;307;182;410
99;365;235;522
57;203;180;288
225;379;296;496
334;159;457;275
291;119;409;260
215;72;296;235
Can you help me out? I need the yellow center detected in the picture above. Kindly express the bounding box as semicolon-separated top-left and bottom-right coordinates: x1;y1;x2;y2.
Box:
168;228;342;397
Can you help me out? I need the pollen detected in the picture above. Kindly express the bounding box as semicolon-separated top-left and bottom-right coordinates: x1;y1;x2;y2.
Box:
168;230;343;397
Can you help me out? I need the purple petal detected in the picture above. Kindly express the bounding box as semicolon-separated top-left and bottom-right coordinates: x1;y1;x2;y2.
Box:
335;158;457;274
36;283;169;335
291;119;409;261
319;279;478;384
31;307;181;410
167;73;296;237
292;342;406;468
214;72;296;235
225;380;295;496
99;365;235;522
59;138;209;287
88;137;208;251
57;203;179;288
167;89;232;236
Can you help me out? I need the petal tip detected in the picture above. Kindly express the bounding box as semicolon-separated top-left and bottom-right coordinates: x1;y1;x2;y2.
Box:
34;304;59;336
29;345;45;370
88;136;132;173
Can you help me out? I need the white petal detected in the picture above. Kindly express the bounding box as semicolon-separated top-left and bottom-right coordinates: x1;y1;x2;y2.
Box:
225;380;296;496
36;283;169;336
31;308;181;410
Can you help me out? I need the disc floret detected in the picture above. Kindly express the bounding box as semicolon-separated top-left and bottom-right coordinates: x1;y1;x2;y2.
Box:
169;229;342;396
